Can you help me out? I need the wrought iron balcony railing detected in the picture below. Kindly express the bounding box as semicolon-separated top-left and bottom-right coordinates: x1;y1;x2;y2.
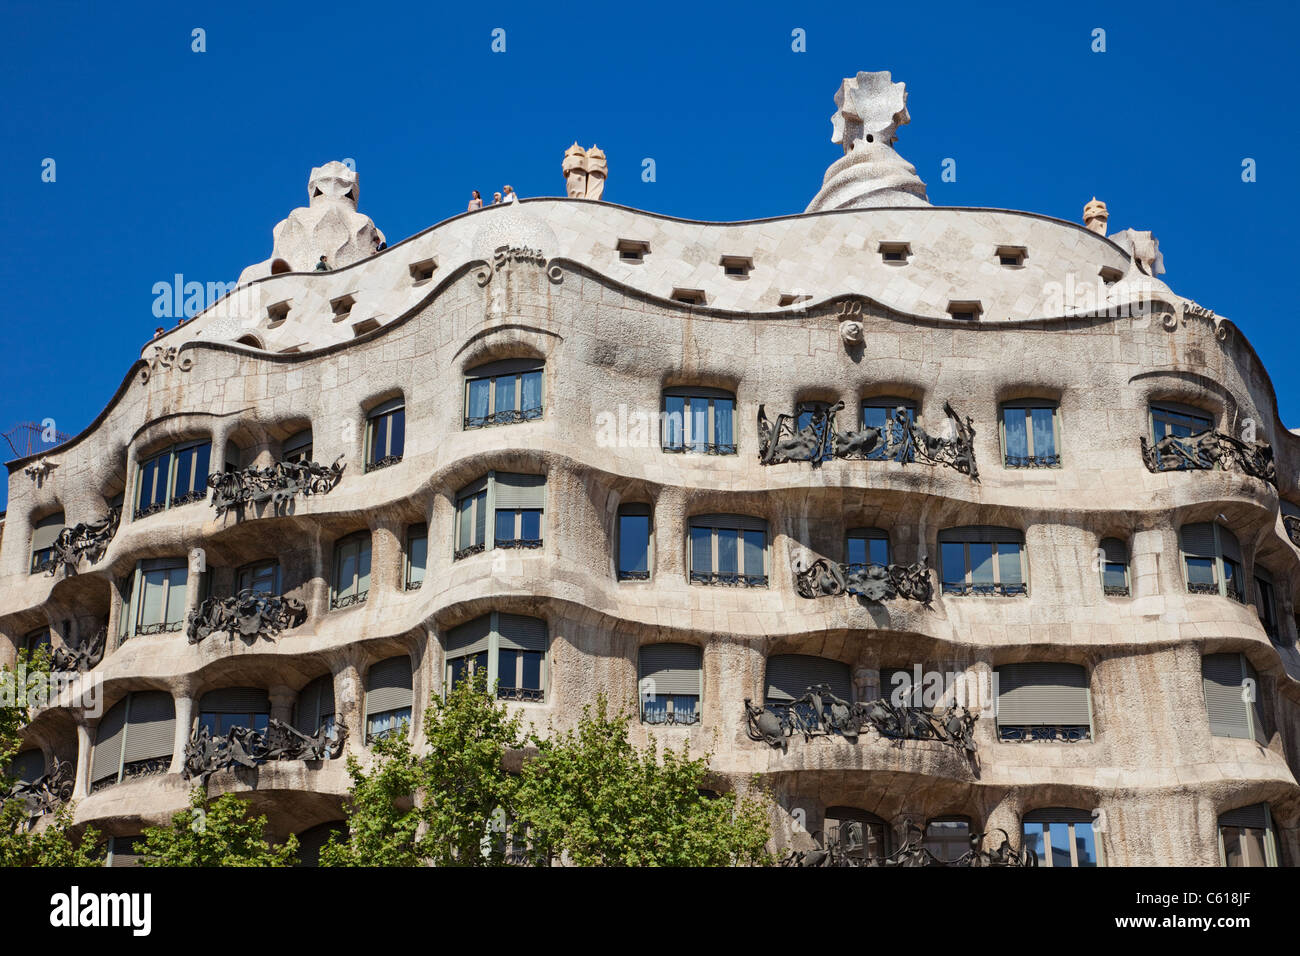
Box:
330;590;368;610
0;758;74;820
136;621;184;636
208;456;345;518
364;454;402;473
941;582;1028;597
33;506;121;577
183;719;345;782
91;757;171;794
497;686;545;702
1103;584;1130;597
1004;453;1061;468
187;589;307;644
1140;430;1276;487
454;543;485;561
464;406;543;429
170;489;207;508
690;571;768;588
617;569;651;581
661;441;737;455
133;500;167;521
998;725;1091;743
494;537;543;550
782;821;1035;868
795;557;933;604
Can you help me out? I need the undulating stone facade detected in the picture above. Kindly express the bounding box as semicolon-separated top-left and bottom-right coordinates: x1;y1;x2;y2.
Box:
2;73;1297;867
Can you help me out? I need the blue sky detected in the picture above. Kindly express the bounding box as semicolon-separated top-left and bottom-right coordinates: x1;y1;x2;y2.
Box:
1;0;1295;509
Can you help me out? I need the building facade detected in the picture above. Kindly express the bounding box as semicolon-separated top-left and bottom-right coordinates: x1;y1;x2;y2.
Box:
2;73;1298;867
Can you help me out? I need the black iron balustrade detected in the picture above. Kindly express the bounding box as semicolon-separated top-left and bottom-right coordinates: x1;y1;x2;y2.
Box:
781;820;1035;868
1226;584;1247;604
91;757;170;792
641;706;701;726
364;454;402;473
690;571;768;588
497;686;545;703
494;537;543;550
1103;584;1130;597
942;582;1027;597
133;500;167;521
0;758;74;821
330;590;368;610
39;507;122;576
1187;582;1218;596
454;543;485;561
1004;453;1061;468
1140;430;1276;487
51;627;107;673
405;579;422;591
136;621;184;636
758;400;978;479
617;570;651;581
661;440;737;455
795;556;933;605
170;489;207;508
464;407;543;430
208;456;345;518
183;719;346;783
998;725;1090;743
744;683;977;755
186;589;307;644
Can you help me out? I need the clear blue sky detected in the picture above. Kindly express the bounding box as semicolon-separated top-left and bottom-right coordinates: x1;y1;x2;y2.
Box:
1;0;1295;510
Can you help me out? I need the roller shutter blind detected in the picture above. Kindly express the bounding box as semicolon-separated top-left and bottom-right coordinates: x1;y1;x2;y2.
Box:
468;357;544;378
496;614;548;652
938;526;1023;544
1220;529;1243;564
30;513;64;552
447;616;492;657
108;835;144;868
365;656;413;717
765;655;852;702
620;502;652;518
294;821;346;867
1180;523;1215;558
1219;803;1269;829
1203;654;1252;740
122;691;175;763
996;663;1090;726
1101;538;1127;564
283;429;312;458
639;644;702;696
91;699;129;783
494;473;545;510
691;514;767;532
199;687;270;714
9;749;45;786
1023;807;1093;825
295;675;335;733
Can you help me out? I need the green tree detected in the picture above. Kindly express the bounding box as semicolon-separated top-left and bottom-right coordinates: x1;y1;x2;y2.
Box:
514;696;773;866
319;726;426;866
137;787;298;866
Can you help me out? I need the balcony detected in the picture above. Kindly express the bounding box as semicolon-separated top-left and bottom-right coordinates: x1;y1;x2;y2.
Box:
1140;430;1276;487
187;589;308;644
208;456;345;518
795;557;932;604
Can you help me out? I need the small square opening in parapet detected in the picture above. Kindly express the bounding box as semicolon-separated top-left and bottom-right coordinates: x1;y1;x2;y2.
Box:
266;300;292;327
671;288;707;305
409;258;437;285
720;255;753;278
330;294;356;322
617;239;651;262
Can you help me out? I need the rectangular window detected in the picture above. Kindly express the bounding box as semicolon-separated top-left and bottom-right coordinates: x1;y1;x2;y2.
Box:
236;560;280;596
1219;804;1278;867
170;441;211;506
134;559;188;635
331;533;371;609
283;429;313;464
1203;653;1268;745
1151;403;1212;441
463;359;544;429
445;613;547;702
406;524;427;590
661;388;736;455
861;400;916;461
1100;537;1130;597
365;656;413;743
1001;402;1060;468
456;480;488;558
939;528;1026;596
456;473;545;557
1181;523;1247;603
1023;811;1099;867
846;529;890;570
617;505;652;581
688;515;767;587
365;399;405;472
29;512;64;574
923;818;970;862
135;441;211;518
996;662;1092;742
638;644;702;725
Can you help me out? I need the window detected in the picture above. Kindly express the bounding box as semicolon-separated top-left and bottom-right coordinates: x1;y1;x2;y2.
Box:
1100;537;1130;596
445;613;547;702
115;575;133;644
282;428;313;464
331;532;371;609
365;656;413;742
825;808;892;862
295;674;336;739
860;397;916;460
464;359;543;429
1180;522;1245;602
90;691;175;792
794;401;836;463
638;644;701;725
616;238;650;262
671;288;706;305
878;242;911;263
1255;568;1279;642
405;523;427;590
995;245;1027;267
689;514;767;587
21;628;50;657
765;655;852;707
266;300;291;326
1219;804;1278;867
198;687;270;736
106;835;145;868
662;387;736;455
294;821;347;867
720;255;753;277
1150;402;1212;442
135;440;211;518
1001;401;1060;468
351;317;381;336
236;560;280;596
129;558;188;636
946;301;982;322
455;473;545;558
995;662;1091;742
409;258;436;284
617;503;652;581
846;528;889;571
923;817;971;862
365;398;404;472
330;294;356;321
1202;653;1268;745
7;749;45;787
939;527;1026;596
29;512;63;574
1023;809;1100;867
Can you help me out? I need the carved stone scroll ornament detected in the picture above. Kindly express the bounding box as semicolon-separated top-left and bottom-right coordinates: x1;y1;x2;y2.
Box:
207;456;345;518
183;719;346;783
781;820;1036;868
1139;430;1276;487
41;507;121;576
757;400;978;479
51;627;107;673
186;589;307;644
0;757;75;822
794;555;933;605
744;683;976;755
139;345;193;384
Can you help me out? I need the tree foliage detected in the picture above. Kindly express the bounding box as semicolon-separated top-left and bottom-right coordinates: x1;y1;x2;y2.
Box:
137;787;298;867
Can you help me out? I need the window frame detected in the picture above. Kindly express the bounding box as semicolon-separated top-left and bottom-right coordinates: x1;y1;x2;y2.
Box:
454;472;546;559
330;531;372;610
1022;809;1102;867
994;662;1093;742
236;559;281;596
1180;522;1247;603
923;816;972;863
1149;401;1213;443
29;511;64;574
1255;569;1279;642
134;439;212;519
444;612;549;703
688;514;768;587
1099;536;1130;597
463;359;545;430
999;399;1061;468
938;527;1027;597
128;557;189;636
616;503;653;581
364;398;405;473
1218;804;1279;867
282;428;313;464
404;523;428;591
859;397;917;461
638;643;702;725
660;387;737;456
845;527;890;571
